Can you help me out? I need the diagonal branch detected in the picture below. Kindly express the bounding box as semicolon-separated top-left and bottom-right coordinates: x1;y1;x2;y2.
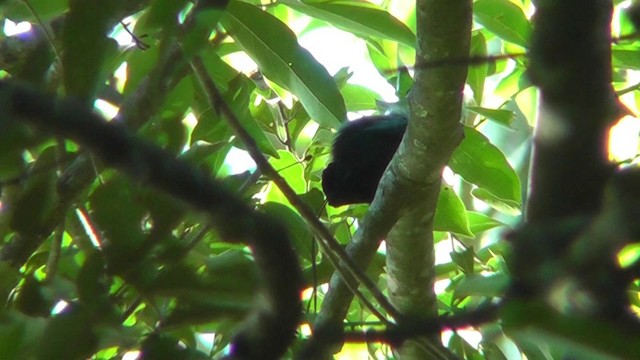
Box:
0;80;302;360
190;56;399;322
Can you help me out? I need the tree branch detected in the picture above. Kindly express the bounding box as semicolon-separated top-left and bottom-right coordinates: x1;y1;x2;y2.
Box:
307;1;471;358
0;80;302;360
190;56;399;321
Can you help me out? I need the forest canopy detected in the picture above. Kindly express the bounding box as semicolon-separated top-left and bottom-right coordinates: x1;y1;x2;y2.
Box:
0;0;640;359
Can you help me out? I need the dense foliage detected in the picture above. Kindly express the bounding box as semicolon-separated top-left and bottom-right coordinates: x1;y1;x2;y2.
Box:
0;0;639;359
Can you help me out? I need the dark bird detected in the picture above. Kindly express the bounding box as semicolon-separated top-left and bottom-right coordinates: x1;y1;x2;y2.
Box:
322;114;408;206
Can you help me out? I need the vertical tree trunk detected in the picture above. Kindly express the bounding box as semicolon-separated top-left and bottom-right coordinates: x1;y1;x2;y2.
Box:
388;0;472;358
527;0;616;221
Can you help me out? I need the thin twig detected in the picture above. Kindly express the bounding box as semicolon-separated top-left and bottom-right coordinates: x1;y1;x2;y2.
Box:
391;52;527;74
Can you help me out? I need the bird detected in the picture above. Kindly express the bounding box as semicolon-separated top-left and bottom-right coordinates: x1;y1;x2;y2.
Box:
322;114;408;206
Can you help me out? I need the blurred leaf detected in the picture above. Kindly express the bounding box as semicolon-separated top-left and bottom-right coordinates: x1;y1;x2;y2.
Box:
448;333;484;360
281;0;416;47
143;0;188;34
613;48;640;70
3;0;68;21
124;44;160;96
205;250;258;293
0;148;24;185
366;39;398;85
454;273;509;298
16;39;53;86
77;252;111;316
139;188;186;237
37;305;96;360
191;85;232;143
261;202;313;261
14;276;50;317
395;65;413;97
0;262;20;306
200;48;240;93
222;0;346;128
503;301;640;360
181;7;227;59
160;76;194;123
89;177;146;261
472;187;521;216
10;146;57;236
140;333;210;360
62;0;124;98
495;66;529;99
474;0;531;48
0;310;46;360
468;31;488;105
181;141;232;175
450;127;522;214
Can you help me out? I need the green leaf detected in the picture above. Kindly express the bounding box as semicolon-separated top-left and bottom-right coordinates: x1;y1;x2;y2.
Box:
143;0;189;34
160;75;194;121
89;177;146;260
225;75;280;158
123;44;160;96
141;334;210;360
613;48;640;70
467;211;505;234
280;0;416;47
494;66;529;99
341;84;379;112
468;31;488;104
264;150;306;204
3;0;68;21
366;40;398;84
450;127;522;214
449;333;484;360
395;66;413;97
191;86;232;144
192;73;278;159
503;301;640;360
10;147;57;236
434;186;473;236
77;252;111;315
472;188;521;215
182;8;228;59
37;305;96;360
199;48;240;93
14;276;50;317
0;311;41;359
16;40;54;86
221;0;346;128
203;251;258;296
474;0;531;48
450;247;475;274
454;273;509;298
62;0;124;98
466;106;516;128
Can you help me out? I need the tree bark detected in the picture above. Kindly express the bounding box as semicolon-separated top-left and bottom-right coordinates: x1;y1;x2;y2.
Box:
388;0;471;358
526;0;617;221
